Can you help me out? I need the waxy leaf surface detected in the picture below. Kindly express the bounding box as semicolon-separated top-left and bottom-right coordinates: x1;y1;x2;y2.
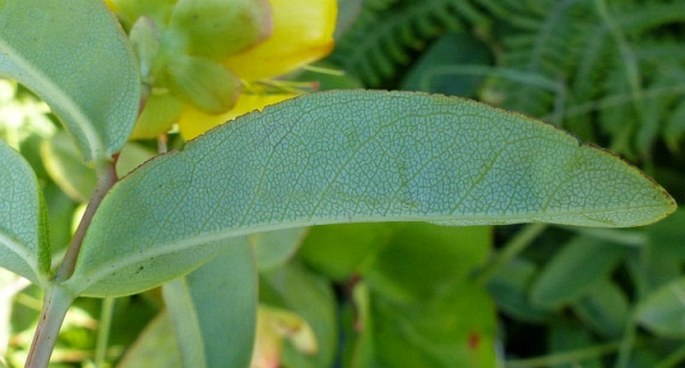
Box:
0;0;140;162
68;90;676;296
0;141;49;285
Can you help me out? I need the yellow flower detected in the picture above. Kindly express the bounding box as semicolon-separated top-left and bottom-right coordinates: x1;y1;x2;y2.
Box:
178;0;337;140
222;0;337;81
106;0;337;141
178;93;296;138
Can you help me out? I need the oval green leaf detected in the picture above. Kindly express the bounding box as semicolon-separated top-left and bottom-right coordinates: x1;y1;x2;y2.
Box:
530;236;627;309
0;141;49;286
162;240;257;368
67;90;676;296
0;0;140;162
251;227;309;271
41;132;97;203
636;276;685;338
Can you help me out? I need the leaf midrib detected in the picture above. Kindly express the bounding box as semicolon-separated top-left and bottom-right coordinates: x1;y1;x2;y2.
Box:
0;38;104;161
66;200;671;295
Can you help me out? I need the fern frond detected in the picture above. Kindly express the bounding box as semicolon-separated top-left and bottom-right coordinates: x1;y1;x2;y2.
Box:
482;0;595;118
480;0;685;160
331;0;490;87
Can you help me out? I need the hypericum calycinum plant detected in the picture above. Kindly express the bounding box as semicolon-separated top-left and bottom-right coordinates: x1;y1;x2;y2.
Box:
0;0;676;367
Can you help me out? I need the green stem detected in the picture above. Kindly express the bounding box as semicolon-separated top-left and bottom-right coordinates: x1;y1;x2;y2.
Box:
506;341;621;367
615;313;637;368
475;223;547;285
54;160;117;282
26;159;118;367
24;287;75;368
95;297;115;367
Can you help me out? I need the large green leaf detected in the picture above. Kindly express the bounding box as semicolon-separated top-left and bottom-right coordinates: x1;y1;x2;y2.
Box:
162;240;257;368
0;141;49;286
66;90;675;297
0;0;140;162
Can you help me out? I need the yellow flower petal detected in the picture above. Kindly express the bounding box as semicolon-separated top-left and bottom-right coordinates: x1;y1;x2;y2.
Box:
179;93;297;140
222;0;337;81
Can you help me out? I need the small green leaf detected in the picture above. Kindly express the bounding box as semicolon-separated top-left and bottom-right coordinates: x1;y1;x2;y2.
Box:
116;142;157;178
636;277;685;338
572;279;629;338
0;0;140;162
486;258;549;322
251;227;308;271
0;141;49;285
164;55;241;114
530;236;626;309
162;240;257;368
130;92;183;140
118;312;183;368
169;0;271;58
40;132;97;203
68;90;676;297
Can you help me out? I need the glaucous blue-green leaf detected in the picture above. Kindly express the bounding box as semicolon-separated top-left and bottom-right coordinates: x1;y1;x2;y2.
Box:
162;240;257;368
66;90;676;296
0;141;49;286
0;0;140;162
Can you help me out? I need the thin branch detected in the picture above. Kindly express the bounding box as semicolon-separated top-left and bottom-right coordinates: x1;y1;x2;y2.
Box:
54;159;118;282
24;287;74;368
475;223;547;286
25;157;119;367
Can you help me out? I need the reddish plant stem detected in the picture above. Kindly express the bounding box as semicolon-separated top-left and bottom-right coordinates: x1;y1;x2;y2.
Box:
26;158;119;367
24;287;74;368
55;158;118;282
